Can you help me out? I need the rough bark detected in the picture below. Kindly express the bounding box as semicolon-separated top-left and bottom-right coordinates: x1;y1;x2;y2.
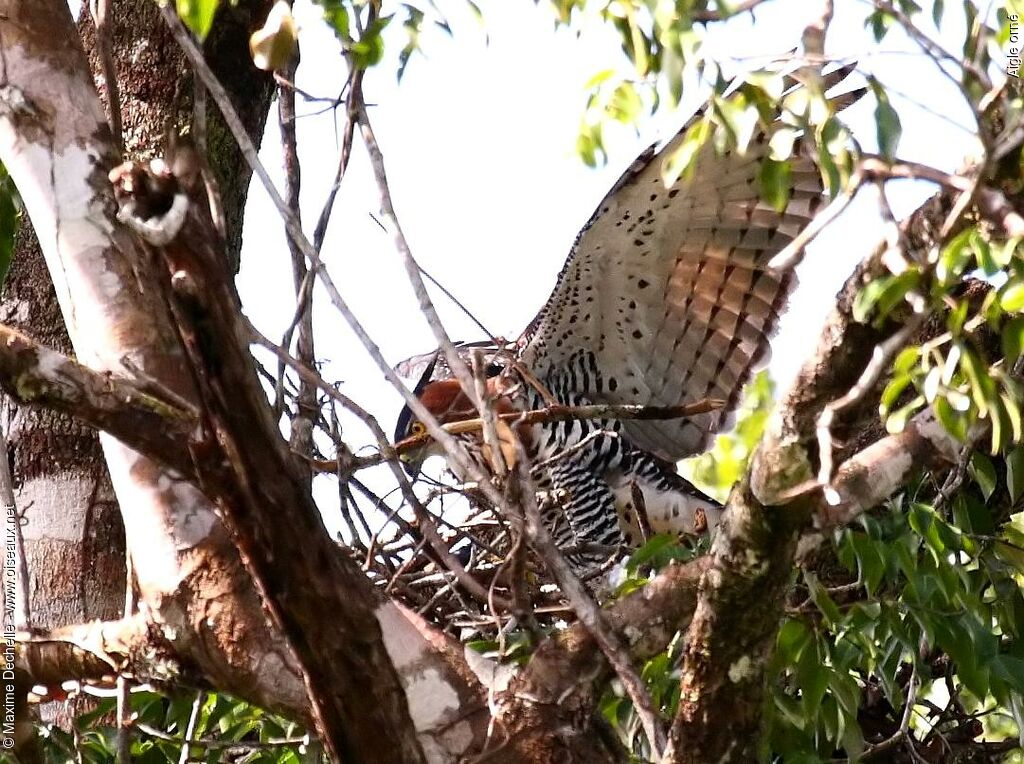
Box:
2;0;276;669
78;0;275;268
2;226;125;632
491;557;710;763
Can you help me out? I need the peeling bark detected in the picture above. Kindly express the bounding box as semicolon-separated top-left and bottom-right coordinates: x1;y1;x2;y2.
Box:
78;0;275;268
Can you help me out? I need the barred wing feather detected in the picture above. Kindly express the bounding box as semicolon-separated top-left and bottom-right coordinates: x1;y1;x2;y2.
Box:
518;97;841;461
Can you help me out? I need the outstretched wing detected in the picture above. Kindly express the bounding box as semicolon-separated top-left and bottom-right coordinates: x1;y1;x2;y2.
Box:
519;74;860;461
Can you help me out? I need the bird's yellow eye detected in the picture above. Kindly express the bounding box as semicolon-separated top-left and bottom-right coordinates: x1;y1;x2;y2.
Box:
410;421;427;436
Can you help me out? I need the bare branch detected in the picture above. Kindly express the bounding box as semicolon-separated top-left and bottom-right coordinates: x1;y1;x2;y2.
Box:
321;397;725;475
354;101;484;418
311;68;361;252
806;407;962;533
816;316;925;494
0;324;198;477
16;615;156;694
275;51;318;477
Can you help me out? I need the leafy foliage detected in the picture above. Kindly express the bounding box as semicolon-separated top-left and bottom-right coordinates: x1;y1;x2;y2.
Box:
31;691;318;763
176;0;220;40
766;475;1024;762
0;162;19;291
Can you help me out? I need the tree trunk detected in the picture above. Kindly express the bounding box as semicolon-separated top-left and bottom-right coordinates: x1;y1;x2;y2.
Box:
3;227;125;630
5;0;276;635
2;0;274;736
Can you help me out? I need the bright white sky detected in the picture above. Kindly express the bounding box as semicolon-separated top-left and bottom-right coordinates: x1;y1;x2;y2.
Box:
234;0;987;538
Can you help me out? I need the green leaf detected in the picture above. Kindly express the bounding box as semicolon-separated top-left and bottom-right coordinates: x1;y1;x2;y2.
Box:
880;373;913;414
852;271;919;323
624;533;688;574
607;82;644;124
797;636;829;720
806;572;842;624
1008;447;1024;505
873;86;902;160
350;16;392;69
1003;317;1024;366
758;158;791;213
893;346;920;374
322;0;351;41
0;170;16;289
1001;281;1024;312
851;534;885;594
584;68;616;90
176;0;220;40
938;227;973;283
972;230;998;276
867;8;893;41
935;395;969;441
910;503;945;555
970;452;998;501
777;618;813;663
885;396;925;434
576;122;605;167
960;344;995;418
993;654;1024;694
1002;391;1022;445
662;117;711;186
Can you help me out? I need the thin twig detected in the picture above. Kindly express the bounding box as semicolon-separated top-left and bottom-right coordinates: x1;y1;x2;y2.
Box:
512;451;667;757
133;722;308;750
161;4;494;495
355;101;484;417
312;69;361;252
178;692;203;764
390;398;722;460
419;265;499;343
861;661;919;760
768;170;862;272
873;1;991;93
473;349;507;474
90;0;123;153
816;317;925;496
